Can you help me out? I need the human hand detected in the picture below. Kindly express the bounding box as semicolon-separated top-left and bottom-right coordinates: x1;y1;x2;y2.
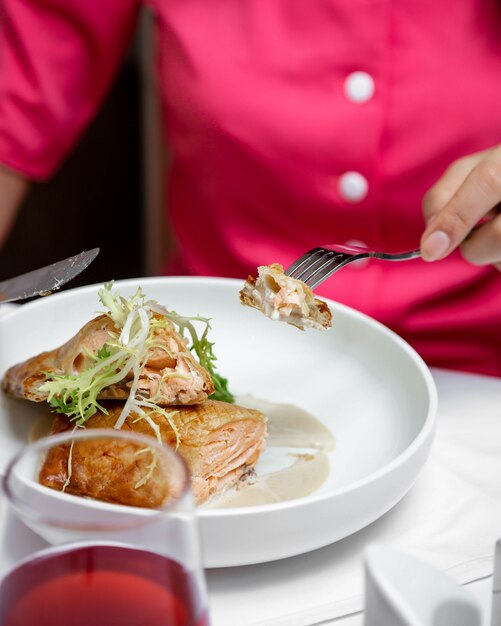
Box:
420;146;501;269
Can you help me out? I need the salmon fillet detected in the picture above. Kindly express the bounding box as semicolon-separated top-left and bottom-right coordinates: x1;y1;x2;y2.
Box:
2;314;214;405
39;400;266;507
240;263;332;330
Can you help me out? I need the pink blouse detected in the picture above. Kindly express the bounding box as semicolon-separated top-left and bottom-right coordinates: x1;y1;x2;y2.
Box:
2;0;501;376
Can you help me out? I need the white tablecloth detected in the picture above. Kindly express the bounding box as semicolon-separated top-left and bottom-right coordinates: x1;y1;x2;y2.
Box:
0;366;499;625
206;369;501;626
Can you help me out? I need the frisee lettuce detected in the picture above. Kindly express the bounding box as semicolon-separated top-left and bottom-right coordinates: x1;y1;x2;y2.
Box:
41;345;130;425
133;447;159;489
98;282;147;328
40;282;234;438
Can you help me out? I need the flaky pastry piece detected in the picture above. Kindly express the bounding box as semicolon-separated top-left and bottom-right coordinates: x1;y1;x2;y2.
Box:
40;400;266;506
2;313;214;405
240;263;332;330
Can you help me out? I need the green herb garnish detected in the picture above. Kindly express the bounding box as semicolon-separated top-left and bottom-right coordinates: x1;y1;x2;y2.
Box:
163;311;234;403
40;283;234;433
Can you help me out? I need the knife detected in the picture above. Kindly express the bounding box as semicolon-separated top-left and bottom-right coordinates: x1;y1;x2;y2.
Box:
0;248;100;303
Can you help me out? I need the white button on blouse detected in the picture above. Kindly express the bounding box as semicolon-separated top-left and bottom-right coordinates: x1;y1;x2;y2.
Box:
344;71;375;104
337;171;369;202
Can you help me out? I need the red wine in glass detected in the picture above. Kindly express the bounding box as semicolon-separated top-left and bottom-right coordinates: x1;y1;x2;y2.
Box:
0;544;209;626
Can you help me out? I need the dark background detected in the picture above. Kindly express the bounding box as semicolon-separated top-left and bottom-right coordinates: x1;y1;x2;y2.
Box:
0;51;143;289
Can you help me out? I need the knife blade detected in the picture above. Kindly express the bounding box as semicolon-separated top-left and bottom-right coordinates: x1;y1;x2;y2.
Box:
0;248;100;303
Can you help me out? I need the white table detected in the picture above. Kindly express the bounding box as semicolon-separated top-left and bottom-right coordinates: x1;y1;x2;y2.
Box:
0;366;497;626
206;368;500;626
319;579;491;626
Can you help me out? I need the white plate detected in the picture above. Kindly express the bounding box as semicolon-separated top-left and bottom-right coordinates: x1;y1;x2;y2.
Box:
0;277;437;567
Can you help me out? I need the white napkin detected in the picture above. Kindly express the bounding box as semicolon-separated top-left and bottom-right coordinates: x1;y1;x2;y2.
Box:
206;369;501;626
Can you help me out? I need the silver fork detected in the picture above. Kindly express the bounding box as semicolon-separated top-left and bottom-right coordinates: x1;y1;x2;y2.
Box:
285;243;421;289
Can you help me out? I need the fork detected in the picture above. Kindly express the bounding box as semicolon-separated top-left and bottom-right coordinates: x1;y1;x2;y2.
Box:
285;243;421;289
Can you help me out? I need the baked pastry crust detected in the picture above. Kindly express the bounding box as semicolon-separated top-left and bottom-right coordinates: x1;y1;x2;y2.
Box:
40;400;266;506
2;314;214;405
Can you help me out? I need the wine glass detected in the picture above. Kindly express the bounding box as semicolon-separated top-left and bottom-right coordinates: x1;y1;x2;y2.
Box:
0;428;209;626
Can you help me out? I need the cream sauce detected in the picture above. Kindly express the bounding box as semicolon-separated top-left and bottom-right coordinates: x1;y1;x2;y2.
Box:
236;394;335;451
207;395;335;509
210;451;330;508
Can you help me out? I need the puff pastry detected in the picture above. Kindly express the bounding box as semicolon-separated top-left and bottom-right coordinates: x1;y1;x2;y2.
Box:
2;314;214;405
40;400;266;506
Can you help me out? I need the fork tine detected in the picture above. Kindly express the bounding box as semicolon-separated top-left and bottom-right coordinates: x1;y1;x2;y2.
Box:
285;248;323;277
300;253;345;287
294;250;336;283
284;243;418;290
306;254;348;288
288;249;334;282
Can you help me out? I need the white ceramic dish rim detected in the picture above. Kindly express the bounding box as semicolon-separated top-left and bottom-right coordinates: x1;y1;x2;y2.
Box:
0;276;438;519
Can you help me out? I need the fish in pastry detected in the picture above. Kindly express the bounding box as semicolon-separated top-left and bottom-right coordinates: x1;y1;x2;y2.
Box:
39;400;266;506
2;313;214;406
240;263;332;330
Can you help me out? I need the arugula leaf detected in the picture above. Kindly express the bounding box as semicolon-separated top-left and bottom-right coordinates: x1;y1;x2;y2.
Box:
210;372;234;403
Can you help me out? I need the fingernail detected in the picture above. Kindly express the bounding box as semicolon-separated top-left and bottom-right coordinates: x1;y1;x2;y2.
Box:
421;230;450;261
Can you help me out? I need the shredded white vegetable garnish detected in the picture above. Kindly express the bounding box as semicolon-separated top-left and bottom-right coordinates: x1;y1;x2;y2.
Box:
133;447;159;489
39;281;233;488
39;283;183;443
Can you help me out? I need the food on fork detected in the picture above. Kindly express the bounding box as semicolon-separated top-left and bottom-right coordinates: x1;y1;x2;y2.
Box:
240;263;332;330
40;400;266;506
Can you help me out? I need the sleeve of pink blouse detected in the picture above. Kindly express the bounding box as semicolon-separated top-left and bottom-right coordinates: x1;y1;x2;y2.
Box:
0;0;140;180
